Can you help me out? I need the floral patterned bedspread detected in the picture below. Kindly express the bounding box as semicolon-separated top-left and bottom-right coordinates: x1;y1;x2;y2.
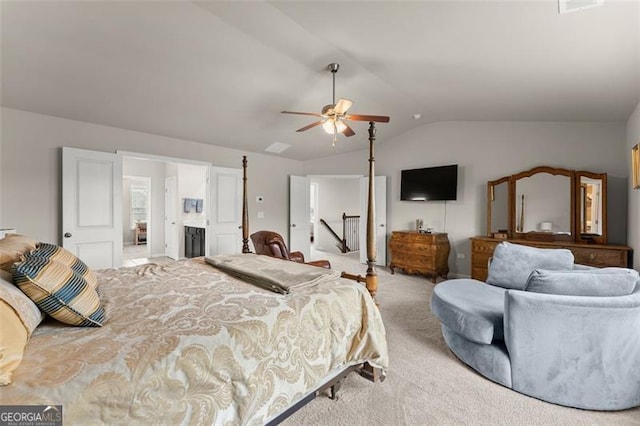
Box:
2;258;388;425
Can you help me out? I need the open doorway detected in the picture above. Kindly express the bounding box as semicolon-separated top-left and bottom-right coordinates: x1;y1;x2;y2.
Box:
292;174;387;266
310;176;360;255
122;155;208;266
123;176;151;263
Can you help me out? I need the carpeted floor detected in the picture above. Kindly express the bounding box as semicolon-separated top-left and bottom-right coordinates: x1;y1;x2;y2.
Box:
283;250;640;426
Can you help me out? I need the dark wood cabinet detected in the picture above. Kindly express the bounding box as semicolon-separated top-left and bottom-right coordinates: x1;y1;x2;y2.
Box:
470;236;632;282
185;226;205;258
389;231;450;283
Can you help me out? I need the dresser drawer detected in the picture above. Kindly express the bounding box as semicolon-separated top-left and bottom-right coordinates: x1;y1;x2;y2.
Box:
472;267;489;282
389;241;441;256
571;247;627;268
471;238;498;254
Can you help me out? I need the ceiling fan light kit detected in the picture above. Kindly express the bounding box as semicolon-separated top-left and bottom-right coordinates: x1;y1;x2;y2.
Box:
281;63;390;146
322;119;347;135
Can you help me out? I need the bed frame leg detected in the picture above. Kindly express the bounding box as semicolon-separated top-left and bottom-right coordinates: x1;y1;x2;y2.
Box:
359;363;384;383
329;381;342;400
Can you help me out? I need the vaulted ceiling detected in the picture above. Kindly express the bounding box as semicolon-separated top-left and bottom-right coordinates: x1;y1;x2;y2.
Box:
2;1;638;160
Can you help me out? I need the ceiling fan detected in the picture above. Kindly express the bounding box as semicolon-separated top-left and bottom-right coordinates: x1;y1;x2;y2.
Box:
281;63;390;146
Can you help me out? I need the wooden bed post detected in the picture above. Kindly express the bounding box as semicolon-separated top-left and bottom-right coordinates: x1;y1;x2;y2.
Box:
340;121;381;304
365;122;378;302
359;124;384;383
242;155;251;253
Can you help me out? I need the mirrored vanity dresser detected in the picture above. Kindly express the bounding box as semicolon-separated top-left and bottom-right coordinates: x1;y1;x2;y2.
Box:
471;166;633;281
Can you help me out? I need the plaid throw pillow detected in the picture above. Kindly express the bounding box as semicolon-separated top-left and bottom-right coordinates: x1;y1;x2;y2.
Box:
24;243;98;289
13;257;105;327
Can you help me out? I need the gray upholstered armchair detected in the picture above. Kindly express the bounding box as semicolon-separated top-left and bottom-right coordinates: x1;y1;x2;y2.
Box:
430;242;640;410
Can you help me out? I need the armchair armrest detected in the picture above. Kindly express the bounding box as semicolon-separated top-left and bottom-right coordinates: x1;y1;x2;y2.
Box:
504;289;640;410
289;251;305;263
306;259;332;269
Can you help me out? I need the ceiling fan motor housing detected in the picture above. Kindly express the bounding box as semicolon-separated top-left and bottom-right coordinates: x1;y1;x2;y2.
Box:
321;104;336;116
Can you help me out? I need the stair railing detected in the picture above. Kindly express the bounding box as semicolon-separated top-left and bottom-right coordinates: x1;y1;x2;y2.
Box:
319;213;360;253
342;213;360;253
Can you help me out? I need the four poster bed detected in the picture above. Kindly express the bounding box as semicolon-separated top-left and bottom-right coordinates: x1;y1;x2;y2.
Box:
0;123;387;424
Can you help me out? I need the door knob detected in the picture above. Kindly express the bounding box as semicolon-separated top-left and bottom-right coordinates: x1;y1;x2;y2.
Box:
64;232;72;238
380;224;385;227
292;224;297;227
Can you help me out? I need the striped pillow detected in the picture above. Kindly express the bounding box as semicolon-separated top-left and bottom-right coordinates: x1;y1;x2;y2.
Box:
12;258;105;327
24;243;98;289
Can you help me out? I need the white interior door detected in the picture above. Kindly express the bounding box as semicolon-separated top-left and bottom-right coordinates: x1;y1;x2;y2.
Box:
164;177;179;260
209;166;242;255
289;175;310;260
62;147;122;269
360;176;387;266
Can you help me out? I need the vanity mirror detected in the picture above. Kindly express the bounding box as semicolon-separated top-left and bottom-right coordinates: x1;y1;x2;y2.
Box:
486;165;607;244
576;171;607;244
486;176;509;238
511;166;575;242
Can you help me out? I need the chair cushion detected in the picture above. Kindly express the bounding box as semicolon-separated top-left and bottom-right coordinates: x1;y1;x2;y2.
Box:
487;242;574;290
526;268;639;297
430;279;506;345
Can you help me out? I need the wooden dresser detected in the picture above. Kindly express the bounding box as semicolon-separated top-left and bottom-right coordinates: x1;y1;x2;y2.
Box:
470;236;633;282
389;231;450;283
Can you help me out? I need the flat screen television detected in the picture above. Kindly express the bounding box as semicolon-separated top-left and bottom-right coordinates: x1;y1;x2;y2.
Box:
400;164;458;201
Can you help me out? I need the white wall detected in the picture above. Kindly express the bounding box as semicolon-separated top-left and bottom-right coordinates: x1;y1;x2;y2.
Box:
627;102;640;271
303;121;628;277
310;176;360;253
0;108;303;245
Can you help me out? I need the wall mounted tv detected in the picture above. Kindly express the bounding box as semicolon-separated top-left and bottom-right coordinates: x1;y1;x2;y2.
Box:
400;164;458;201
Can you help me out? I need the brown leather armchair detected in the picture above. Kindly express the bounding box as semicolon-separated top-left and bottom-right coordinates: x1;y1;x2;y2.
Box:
250;230;331;269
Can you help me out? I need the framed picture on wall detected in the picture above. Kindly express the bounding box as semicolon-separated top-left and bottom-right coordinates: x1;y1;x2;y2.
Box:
633;143;640;189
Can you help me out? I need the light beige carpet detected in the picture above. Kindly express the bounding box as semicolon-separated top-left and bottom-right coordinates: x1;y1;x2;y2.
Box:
283;250;640;425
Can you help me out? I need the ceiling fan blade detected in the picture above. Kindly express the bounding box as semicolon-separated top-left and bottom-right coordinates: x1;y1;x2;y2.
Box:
334;98;353;115
296;121;323;132
345;114;390;123
281;111;323;117
342;122;355;137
